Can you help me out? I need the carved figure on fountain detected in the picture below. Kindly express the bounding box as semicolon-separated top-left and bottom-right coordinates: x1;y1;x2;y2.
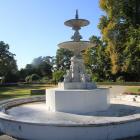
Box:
64;70;72;82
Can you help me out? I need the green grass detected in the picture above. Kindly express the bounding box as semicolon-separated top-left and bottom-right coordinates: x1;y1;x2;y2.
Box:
97;82;140;86
0;84;55;100
126;87;140;93
1;83;140;100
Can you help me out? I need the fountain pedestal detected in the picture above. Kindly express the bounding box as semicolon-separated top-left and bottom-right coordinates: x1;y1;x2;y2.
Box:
46;88;109;114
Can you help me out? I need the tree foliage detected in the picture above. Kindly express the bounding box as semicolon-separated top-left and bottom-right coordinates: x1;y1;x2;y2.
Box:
83;36;111;81
52;70;65;83
25;74;40;83
32;56;53;77
0;41;18;82
19;56;53;81
55;48;73;71
1;0;140;83
98;0;140;81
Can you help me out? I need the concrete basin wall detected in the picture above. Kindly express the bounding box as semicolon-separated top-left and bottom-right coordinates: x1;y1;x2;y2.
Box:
1;116;140;140
1;96;140;140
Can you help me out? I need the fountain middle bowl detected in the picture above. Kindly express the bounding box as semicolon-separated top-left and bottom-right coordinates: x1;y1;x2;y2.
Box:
58;41;95;52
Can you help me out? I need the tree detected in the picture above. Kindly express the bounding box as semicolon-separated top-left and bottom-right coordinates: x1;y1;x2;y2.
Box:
0;41;18;82
31;56;53;78
32;56;54;67
25;74;40;83
98;0;140;81
19;64;38;82
55;48;73;71
123;27;140;81
37;62;52;77
19;56;53;81
83;35;111;81
52;70;65;83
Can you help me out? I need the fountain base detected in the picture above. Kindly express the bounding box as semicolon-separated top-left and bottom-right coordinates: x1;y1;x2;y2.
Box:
46;88;109;114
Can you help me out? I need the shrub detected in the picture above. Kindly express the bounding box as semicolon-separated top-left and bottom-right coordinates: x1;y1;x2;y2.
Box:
30;74;40;81
116;76;124;82
25;74;40;83
91;74;103;82
25;75;31;83
40;76;49;83
53;70;65;83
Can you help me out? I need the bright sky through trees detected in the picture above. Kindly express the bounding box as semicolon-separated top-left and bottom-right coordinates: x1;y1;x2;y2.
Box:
0;0;104;69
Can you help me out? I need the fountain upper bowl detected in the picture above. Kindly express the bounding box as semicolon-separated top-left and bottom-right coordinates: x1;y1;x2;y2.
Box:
64;19;90;28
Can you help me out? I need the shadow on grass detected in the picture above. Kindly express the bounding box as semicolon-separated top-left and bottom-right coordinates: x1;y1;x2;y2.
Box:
0;84;55;100
0;84;54;90
0;93;30;100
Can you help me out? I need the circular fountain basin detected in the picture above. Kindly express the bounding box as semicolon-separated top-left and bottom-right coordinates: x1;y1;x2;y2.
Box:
1;96;140;140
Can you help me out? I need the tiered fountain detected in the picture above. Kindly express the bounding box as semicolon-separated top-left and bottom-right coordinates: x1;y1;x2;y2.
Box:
46;10;109;114
1;11;140;140
58;10;96;89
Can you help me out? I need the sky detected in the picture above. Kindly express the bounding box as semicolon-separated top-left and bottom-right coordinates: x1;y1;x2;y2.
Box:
0;0;105;69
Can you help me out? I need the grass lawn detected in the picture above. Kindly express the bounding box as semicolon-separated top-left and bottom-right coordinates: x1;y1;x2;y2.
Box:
0;84;140;100
125;86;140;94
0;84;55;100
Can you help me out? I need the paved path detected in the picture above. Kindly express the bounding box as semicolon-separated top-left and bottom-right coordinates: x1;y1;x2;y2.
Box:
0;135;16;140
1;135;140;140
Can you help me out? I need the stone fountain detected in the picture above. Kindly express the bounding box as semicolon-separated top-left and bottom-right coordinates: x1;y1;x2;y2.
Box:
46;10;109;114
1;11;140;140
